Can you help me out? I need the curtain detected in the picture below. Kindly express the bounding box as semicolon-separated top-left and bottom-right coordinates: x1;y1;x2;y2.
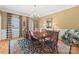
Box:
7;13;12;39
19;16;22;37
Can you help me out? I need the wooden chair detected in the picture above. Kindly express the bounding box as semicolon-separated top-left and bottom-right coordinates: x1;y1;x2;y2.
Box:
23;31;41;53
30;33;43;53
42;31;59;54
51;31;59;53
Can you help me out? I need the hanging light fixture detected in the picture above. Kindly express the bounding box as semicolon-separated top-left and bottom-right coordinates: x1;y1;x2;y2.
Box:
31;5;39;20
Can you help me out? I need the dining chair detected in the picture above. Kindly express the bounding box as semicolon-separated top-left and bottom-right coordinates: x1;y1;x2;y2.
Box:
42;31;59;54
30;33;43;53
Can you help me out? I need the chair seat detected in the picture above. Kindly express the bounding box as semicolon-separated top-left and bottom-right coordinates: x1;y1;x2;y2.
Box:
31;35;38;41
44;40;54;48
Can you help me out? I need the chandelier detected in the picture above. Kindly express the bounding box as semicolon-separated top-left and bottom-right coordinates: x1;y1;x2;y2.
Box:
31;5;39;20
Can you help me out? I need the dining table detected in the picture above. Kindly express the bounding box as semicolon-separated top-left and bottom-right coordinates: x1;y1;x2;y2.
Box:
31;31;50;41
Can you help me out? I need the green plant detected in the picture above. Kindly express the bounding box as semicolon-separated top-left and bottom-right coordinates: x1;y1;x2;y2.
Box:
73;35;79;45
61;30;71;40
61;30;71;45
74;29;79;32
61;29;79;46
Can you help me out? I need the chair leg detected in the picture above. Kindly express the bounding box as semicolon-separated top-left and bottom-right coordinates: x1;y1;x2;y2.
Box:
56;45;59;54
51;46;59;54
57;48;59;54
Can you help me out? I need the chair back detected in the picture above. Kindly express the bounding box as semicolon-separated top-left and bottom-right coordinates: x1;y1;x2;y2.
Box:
43;31;59;53
51;31;59;47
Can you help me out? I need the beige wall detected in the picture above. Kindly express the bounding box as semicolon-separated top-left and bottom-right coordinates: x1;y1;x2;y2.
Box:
0;11;1;29
0;11;1;40
1;12;7;29
38;6;79;29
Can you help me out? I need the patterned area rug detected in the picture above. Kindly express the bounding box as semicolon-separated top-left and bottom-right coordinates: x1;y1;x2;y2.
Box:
10;38;70;54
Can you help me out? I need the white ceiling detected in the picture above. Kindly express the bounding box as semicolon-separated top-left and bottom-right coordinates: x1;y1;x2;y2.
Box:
0;5;76;17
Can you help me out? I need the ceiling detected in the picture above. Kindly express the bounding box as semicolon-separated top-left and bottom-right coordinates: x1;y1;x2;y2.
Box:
0;5;76;17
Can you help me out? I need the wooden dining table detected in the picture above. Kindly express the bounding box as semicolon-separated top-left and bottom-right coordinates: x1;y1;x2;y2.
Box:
32;31;50;40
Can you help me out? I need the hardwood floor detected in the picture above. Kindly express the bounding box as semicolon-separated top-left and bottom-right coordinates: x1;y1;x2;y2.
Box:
58;40;79;54
0;38;79;54
0;40;8;54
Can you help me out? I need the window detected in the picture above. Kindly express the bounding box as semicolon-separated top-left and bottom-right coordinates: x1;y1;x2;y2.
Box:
11;15;20;38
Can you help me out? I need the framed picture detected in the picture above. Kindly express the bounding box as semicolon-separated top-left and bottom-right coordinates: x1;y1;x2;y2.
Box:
46;18;52;28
